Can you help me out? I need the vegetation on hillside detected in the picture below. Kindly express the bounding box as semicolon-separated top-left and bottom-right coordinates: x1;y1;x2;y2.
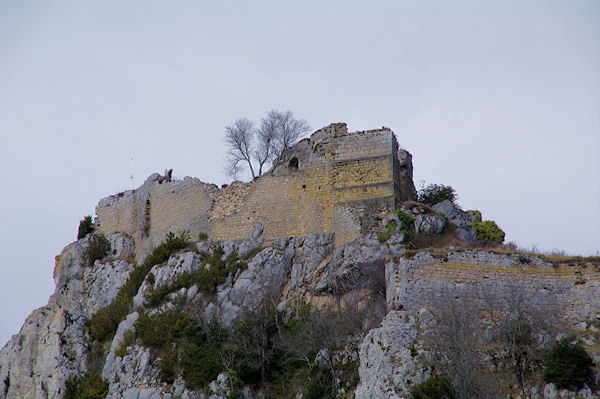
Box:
65;372;108;399
418;184;456;206
543;337;595;390
87;231;191;342
77;215;95;239
83;233;111;267
471;220;505;244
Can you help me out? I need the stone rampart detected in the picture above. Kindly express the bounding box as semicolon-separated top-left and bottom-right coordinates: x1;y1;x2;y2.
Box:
387;250;600;322
96;123;417;258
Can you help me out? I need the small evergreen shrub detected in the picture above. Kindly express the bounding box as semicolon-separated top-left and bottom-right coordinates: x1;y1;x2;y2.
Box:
543;337;594;390
197;245;247;295
135;310;225;389
143;244;248;309
418;184;456;206
65;372;109;399
84;234;111;267
471;220;505;244
410;374;456;399
395;209;415;234
115;329;135;358
303;366;335;399
77;215;95;239
198;232;209;241
472;210;482;222
378;220;398;242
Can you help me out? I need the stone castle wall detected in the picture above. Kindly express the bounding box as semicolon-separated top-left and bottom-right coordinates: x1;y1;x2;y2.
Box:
387;251;600;322
95;123;417;257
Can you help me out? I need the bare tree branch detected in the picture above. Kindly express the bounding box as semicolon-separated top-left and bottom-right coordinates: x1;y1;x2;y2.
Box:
224;118;256;180
255;110;279;176
272;110;310;161
224;110;310;180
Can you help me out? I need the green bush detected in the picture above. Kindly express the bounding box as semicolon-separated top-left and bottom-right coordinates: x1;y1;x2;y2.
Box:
84;234;111;267
396;209;415;234
377;220;397;243
145;270;195;308
410;374;456;399
88;232;190;342
418;184;456;206
135;310;225;389
77;215;95;239
115;329;135;358
471;220;505;244
198;232;209;241
543;337;594;390
303;366;335;399
65;372;109;399
133;294;376;394
197;245;247;295
143;244;248;309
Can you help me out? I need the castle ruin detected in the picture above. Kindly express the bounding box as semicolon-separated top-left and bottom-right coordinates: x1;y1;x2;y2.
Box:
95;123;417;256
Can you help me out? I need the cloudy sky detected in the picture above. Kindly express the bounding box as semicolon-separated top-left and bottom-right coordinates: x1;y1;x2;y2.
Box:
1;1;598;346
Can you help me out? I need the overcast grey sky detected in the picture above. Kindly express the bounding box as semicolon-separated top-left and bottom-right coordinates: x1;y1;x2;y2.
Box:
1;1;598;346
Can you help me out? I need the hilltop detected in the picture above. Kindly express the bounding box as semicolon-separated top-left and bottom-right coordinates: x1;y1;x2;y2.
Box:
1;124;598;399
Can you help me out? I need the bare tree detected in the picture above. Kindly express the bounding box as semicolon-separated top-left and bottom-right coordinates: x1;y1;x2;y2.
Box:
270;110;310;161
254;110;279;176
426;287;483;399
224;110;310;180
225;118;256;179
424;284;564;398
482;283;562;395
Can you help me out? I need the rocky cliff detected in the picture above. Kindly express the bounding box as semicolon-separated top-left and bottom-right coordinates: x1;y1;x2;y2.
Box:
1;191;599;399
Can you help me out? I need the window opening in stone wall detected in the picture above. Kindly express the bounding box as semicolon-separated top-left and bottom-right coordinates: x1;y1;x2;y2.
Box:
288;157;299;170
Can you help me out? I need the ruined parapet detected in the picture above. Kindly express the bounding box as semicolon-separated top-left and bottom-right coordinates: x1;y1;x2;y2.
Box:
96;175;217;257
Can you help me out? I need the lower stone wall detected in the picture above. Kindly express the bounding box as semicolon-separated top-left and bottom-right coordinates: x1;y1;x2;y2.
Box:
387;251;600;322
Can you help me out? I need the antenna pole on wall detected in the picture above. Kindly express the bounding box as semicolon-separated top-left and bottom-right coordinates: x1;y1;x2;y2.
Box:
130;157;134;189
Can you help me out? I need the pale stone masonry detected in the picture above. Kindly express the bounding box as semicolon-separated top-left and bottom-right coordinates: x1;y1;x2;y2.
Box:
95;123;417;257
387;251;600;321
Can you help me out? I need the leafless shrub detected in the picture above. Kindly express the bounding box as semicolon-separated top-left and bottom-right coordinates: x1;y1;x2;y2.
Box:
482;283;562;394
425;287;484;399
424;283;564;398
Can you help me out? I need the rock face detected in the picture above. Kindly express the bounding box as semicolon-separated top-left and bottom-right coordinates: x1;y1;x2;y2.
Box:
0;233;135;399
1;226;599;399
432;200;476;242
355;311;426;399
0;227;400;399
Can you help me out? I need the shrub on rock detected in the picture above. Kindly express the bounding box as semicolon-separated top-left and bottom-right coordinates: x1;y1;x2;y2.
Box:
84;233;111;267
65;372;108;399
418;184;456;206
410;374;456;399
471;220;505;244
77;215;95;239
543;337;594;390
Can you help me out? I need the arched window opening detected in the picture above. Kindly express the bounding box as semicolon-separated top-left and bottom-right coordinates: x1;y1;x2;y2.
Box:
288;157;299;170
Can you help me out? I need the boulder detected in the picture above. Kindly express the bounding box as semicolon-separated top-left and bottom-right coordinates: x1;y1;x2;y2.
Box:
432;200;476;242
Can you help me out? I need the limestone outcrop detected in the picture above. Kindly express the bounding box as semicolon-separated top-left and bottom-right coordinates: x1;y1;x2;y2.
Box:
2;222;599;398
0;233;135;399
